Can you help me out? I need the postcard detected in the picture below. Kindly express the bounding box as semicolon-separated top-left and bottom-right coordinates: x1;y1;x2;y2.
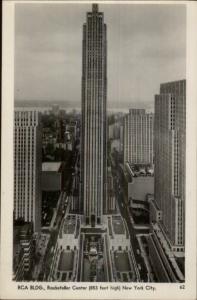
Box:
1;0;197;299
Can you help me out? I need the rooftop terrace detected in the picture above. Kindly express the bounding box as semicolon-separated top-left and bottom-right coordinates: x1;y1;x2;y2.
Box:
128;177;154;201
114;251;131;272
58;251;74;272
112;216;125;235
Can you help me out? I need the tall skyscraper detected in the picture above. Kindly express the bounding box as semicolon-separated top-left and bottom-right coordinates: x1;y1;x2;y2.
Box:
14;109;42;232
81;4;107;226
123;109;154;165
154;80;186;255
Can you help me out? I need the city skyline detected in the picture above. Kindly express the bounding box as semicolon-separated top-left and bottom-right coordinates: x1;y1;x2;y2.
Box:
12;2;186;285
15;3;186;111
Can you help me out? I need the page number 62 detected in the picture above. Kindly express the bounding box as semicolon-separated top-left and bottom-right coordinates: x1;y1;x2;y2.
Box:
179;285;185;290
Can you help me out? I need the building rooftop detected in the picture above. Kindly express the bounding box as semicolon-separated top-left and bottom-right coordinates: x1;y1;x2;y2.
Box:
128;177;154;201
112;216;125;235
114;251;131;272
81;227;107;234
151;223;185;281
42;162;62;172
58;251;74;271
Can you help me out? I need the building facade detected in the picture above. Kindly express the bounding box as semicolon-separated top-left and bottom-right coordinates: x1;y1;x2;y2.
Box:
13;222;35;281
123;109;154;165
14;109;42;232
154;80;186;255
81;4;107;226
148;223;184;282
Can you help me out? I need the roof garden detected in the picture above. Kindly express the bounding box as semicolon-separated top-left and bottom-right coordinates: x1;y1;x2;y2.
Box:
114;251;131;272
112;216;125;235
58;250;74;272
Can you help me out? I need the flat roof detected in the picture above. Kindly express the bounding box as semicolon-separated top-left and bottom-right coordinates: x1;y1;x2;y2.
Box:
58;251;74;271
81;227;107;234
42;162;62;172
114;251;131;272
112;216;125;235
128;177;154;201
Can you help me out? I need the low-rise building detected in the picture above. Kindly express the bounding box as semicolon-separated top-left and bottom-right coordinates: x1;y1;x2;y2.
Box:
107;215;139;282
128;176;154;203
48;213;139;282
148;223;184;282
48;215;80;281
107;215;130;250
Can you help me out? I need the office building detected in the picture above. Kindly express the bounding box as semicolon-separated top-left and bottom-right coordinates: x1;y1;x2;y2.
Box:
148;222;184;282
123;109;154;165
81;4;107;226
14;109;42;232
13;222;35;281
154;80;186;255
46;5;139;283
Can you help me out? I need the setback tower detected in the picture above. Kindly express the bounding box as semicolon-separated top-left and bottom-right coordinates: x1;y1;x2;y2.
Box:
81;4;107;227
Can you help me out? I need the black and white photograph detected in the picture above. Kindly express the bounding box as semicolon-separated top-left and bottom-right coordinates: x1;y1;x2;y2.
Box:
1;0;197;299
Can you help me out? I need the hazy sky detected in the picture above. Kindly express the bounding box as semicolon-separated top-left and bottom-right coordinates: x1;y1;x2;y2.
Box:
15;3;186;111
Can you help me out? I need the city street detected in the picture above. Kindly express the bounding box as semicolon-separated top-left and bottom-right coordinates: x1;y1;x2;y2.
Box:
111;162;148;282
32;233;50;280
